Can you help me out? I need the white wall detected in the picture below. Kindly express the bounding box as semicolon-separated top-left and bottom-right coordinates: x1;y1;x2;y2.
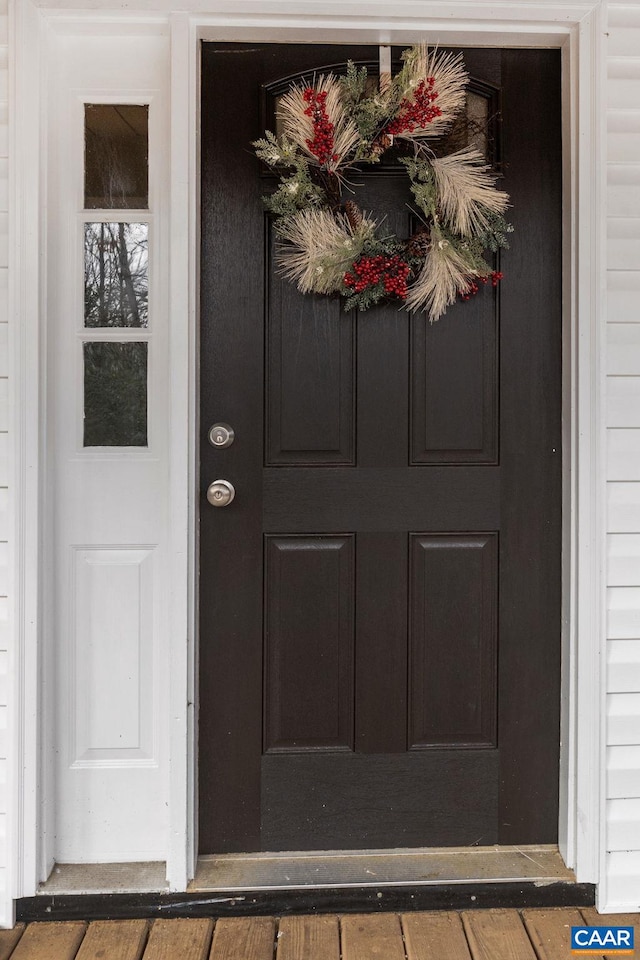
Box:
605;1;640;912
0;0;10;928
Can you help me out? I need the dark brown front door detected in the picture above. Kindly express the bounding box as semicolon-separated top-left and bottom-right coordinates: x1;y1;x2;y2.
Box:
199;43;562;854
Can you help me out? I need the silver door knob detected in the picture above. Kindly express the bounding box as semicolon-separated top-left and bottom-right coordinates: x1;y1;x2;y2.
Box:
207;479;235;507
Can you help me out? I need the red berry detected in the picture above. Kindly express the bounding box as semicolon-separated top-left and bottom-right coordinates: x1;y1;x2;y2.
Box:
303;88;338;167
386;78;442;136
344;253;410;301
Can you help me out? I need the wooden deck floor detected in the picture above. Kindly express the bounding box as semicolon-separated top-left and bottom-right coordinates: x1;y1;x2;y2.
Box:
0;907;631;960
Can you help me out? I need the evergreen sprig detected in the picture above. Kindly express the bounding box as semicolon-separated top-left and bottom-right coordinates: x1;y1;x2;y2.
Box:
437;224;492;278
339;61;391;159
263;159;327;218
401;157;438;221
474;211;514;252
253;131;300;168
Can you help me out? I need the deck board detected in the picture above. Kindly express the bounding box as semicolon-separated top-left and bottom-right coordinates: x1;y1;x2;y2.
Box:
0;926;23;960
402;911;472;960
581;908;640;960
522;908;604;960
0;907;626;959
209;917;276;960
341;914;406;960
462;909;537;960
142;919;214;960
276;915;339;960
75;920;149;960
10;922;86;960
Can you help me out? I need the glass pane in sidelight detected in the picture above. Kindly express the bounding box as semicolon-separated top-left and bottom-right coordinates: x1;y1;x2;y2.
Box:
84;222;148;328
85;104;149;209
83;341;148;447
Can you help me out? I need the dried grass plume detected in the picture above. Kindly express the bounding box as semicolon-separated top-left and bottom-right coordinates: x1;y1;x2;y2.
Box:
277;76;360;171
276;208;376;294
396;45;468;139
430;149;509;235
406;229;475;321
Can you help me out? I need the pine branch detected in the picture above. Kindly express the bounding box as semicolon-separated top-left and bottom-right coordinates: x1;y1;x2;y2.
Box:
474;211;515;251
278;75;360;171
429;149;510;236
406;224;477;321
401;157;438;222
387;46;468;141
339;61;395;159
253;131;300;168
262;158;327;218
276;208;377;294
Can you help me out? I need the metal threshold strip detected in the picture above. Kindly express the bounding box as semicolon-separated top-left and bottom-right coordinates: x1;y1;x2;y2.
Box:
37;845;574;896
189;845;575;893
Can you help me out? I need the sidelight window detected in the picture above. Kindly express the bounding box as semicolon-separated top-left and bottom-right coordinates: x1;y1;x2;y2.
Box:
84;104;149;209
81;104;150;447
84;222;149;329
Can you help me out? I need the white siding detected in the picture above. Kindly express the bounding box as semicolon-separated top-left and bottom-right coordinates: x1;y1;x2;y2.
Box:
0;0;8;929
606;1;640;913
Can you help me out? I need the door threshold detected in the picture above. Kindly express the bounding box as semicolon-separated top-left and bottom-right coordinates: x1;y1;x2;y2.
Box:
20;847;594;921
190;844;573;892
35;845;573;896
38;861;168;895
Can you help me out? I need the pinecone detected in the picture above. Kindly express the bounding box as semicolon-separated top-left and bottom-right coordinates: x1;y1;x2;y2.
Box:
369;132;394;159
344;200;364;232
407;229;430;259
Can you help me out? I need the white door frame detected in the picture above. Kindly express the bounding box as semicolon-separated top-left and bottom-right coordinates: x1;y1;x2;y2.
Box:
9;0;607;915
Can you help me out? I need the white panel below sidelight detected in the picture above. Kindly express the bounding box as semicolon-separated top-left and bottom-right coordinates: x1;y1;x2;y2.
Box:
72;547;156;768
56;542;167;862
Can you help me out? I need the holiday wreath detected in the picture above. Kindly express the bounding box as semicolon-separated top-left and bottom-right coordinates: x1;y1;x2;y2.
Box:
254;45;513;322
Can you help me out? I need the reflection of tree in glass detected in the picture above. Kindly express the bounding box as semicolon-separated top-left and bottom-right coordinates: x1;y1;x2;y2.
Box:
84;222;148;327
83;342;148;447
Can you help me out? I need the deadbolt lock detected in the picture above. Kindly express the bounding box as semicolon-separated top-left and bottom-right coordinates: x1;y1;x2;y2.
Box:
209;423;235;448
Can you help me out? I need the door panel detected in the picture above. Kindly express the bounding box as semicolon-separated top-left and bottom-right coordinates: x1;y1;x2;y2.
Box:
411;305;498;463
266;238;356;466
199;43;562;854
264;535;355;753
409;533;498;749
260;751;500;850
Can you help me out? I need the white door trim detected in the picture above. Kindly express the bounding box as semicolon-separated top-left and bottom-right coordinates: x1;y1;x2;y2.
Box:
10;0;50;913
10;0;607;911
